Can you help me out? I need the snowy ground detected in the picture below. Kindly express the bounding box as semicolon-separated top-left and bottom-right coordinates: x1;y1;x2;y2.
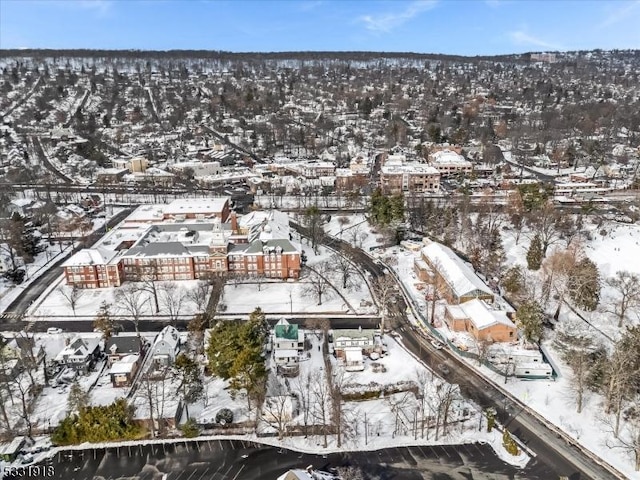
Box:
29;279;207;320
0;242;73;312
323;213;389;252
191;376;253;427
379;217;640;479
220;243;375;316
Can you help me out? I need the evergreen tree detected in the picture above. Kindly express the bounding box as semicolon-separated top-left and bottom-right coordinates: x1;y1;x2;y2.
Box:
206;308;268;409
568;257;601;311
526;234;543;270
173;353;204;405
53;399;140;445
67;380;90;414
516;299;544;343
502;265;524;297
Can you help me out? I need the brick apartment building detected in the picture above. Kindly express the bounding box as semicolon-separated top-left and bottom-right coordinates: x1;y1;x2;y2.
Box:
62;198;301;289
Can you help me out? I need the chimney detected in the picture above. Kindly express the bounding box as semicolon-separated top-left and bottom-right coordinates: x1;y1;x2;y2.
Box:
230;211;238;233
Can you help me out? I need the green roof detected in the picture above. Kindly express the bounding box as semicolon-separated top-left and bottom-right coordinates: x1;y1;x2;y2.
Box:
275;323;299;340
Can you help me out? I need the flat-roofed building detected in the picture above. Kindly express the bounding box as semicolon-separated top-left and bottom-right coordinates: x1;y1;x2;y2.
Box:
380;154;440;194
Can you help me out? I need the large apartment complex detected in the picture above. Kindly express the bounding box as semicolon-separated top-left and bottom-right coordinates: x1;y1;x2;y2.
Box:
380;154;441;194
63;198;301;289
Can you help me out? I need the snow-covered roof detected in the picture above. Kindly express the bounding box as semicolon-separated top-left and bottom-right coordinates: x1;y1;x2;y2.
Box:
344;346;364;362
274;349;298;358
163;197;229;216
430;149;471;165
54;336;101;362
152;326;180;356
381;162;440;175
109;354;139;375
62;247;119;267
421;242;493;300
452;299;515;330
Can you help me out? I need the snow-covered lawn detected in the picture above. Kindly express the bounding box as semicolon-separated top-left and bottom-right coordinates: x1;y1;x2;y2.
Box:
221;243;375;315
30;279;207;319
191;376;253;426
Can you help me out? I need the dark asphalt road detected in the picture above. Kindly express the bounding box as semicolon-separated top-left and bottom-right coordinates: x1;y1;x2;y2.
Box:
1;208;134;325
24;440;559;480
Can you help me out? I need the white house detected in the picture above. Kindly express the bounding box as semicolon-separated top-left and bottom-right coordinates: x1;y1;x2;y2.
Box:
150;325;181;367
273;319;304;366
332;328;377;359
54;336;101;373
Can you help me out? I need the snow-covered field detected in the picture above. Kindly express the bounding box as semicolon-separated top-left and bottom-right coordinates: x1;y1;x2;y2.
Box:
29;279;207;319
220;243;375;315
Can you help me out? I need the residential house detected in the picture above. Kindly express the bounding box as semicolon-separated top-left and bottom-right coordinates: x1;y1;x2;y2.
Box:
273;319;305;368
150;326;181;368
7;198;34;217
444;299;516;342
419;242;494;304
54;336;101;373
109;354;140;387
105;335;147;366
332;328;377;359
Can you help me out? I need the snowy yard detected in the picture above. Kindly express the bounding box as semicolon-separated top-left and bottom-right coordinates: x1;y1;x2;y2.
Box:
192;376;253;427
29;279;208;319
221;243;375;315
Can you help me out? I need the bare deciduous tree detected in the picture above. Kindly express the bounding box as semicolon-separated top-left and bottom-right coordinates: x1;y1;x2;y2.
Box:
186;280;210;313
372;273;396;332
58;284;85;315
159;282;186;325
329;252;359;291
607;271;640;328
303;260;334;306
310;370;332;448
261;378;294;440
115;283;147;336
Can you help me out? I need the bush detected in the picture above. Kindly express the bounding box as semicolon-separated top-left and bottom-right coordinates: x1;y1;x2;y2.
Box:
502;430;520;456
180;418;200;438
215;408;234;425
52;398;142;445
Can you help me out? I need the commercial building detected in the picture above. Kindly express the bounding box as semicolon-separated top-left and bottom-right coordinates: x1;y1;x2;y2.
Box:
380;154;441;194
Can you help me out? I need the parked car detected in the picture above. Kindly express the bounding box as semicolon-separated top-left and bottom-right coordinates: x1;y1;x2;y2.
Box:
47;327;63;334
430;339;444;350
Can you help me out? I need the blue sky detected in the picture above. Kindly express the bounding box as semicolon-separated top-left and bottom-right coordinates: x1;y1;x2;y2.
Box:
1;0;639;55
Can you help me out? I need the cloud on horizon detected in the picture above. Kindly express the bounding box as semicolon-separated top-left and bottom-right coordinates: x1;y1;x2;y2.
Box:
358;0;438;34
508;30;564;51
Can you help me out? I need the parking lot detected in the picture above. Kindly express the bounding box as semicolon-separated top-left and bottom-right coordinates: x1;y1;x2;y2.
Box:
21;439;560;480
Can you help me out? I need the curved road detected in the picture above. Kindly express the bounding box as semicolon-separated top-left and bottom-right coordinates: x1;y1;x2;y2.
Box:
290;221;622;480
